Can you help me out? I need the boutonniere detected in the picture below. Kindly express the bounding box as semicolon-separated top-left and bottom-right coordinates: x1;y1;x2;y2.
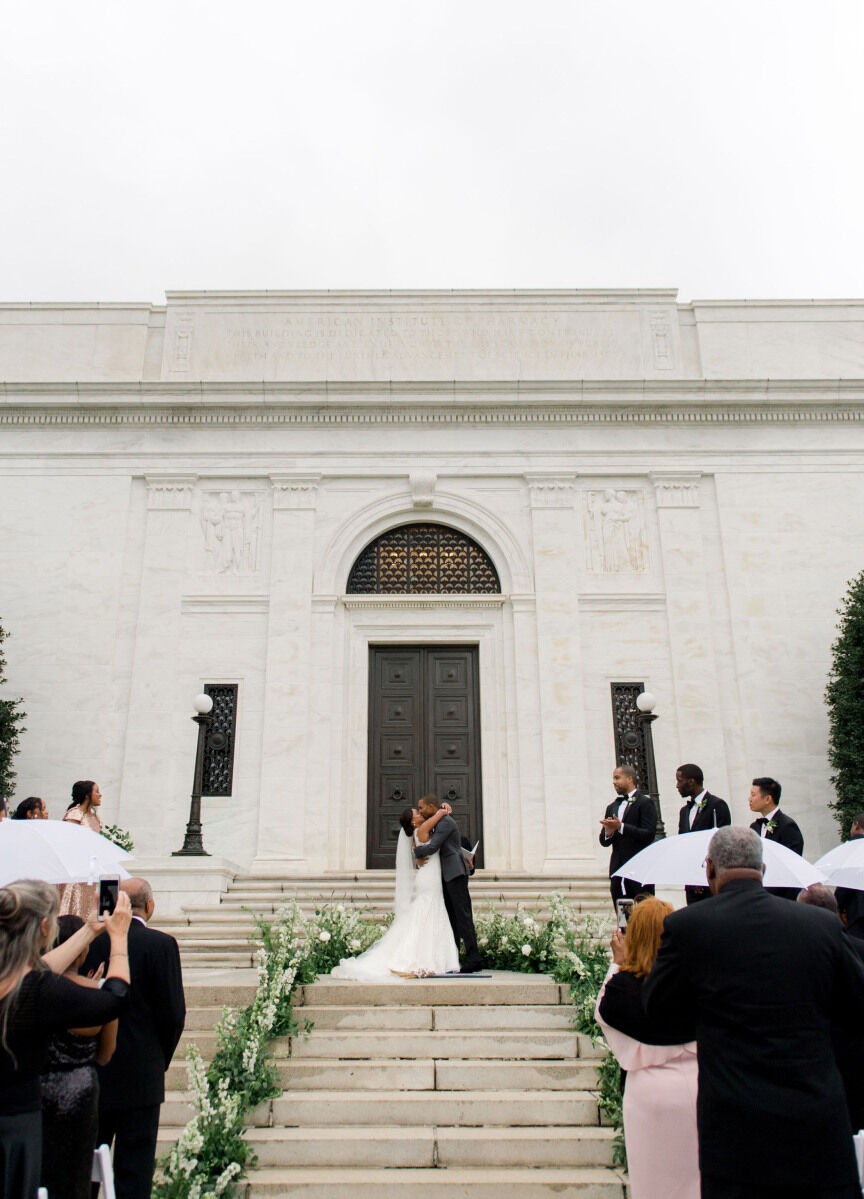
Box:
626;796;638;805
764;820;777;835
696;798;707;811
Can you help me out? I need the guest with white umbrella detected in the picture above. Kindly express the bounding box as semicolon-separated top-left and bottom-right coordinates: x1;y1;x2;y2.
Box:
816;813;864;940
0;817;132;888
613;826;825;893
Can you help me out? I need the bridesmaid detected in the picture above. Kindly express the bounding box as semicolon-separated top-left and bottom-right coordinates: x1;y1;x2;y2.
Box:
595;898;700;1199
58;781;103;920
40;915;118;1199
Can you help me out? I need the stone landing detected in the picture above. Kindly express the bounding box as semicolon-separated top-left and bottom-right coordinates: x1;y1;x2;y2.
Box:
161;970;626;1197
159;873;611;968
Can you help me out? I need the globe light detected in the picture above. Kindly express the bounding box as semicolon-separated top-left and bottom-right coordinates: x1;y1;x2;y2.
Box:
635;691;656;714
193;693;214;715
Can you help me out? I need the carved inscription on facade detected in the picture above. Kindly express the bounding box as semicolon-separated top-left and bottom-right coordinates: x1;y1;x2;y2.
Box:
584;489;648;573
200;490;262;574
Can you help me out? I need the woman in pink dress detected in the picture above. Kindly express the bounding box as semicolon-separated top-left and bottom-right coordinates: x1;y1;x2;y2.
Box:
58;781;103;920
596;898;699;1199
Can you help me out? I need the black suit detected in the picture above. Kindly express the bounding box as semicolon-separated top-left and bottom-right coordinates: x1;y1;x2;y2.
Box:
835;834;864;940
644;878;864;1196
86;918;185;1199
750;809;804;901
599;791;657;905
678;792;732;904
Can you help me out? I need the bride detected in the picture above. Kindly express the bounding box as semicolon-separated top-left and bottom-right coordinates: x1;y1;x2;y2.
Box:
331;803;460;979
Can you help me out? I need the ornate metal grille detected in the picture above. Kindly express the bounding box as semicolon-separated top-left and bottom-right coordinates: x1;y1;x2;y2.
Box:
610;682;649;789
346;524;500;594
202;684;238;797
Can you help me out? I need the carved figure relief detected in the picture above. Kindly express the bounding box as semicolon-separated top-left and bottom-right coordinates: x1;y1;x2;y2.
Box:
585;489;647;573
200;490;262;574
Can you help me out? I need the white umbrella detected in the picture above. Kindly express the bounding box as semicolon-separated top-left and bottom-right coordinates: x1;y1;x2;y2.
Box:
613;828;825;890
0;820;133;887
814;839;864;891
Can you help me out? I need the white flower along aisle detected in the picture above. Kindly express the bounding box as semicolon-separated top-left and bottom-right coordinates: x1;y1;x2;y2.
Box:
154;898;619;1198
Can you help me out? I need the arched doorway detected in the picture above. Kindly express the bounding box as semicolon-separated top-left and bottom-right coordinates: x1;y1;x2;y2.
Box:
347;522;500;868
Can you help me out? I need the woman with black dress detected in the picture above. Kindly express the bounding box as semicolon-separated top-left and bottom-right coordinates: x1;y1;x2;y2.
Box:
0;878;131;1199
40;915;120;1199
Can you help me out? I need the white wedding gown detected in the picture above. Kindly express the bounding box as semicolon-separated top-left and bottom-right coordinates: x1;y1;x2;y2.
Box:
331;831;460;980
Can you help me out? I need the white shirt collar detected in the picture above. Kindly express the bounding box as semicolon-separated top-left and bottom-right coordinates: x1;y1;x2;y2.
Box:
132;914;147;926
693;790;707;805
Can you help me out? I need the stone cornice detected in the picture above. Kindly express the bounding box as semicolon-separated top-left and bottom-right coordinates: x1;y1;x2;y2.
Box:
1;379;864;426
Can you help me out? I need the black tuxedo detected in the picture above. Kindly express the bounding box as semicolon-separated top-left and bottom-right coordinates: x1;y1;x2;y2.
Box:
86;918;185;1199
644;878;864;1193
678;792;732;904
599;791;657;904
750;809;804;901
835;835;864;940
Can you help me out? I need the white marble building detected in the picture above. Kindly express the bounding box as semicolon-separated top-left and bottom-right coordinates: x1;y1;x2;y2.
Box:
2;289;864;892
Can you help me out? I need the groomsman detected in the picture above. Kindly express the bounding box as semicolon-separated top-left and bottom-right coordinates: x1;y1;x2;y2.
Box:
599;764;657;908
748;776;804;901
676;763;731;905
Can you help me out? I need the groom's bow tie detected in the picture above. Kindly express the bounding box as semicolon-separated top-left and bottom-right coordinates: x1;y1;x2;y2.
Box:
757;816;769;825
686;798;696;807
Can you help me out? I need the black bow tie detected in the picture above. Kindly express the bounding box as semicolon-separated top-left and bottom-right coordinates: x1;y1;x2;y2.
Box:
757;817;769;825
686;798;696;807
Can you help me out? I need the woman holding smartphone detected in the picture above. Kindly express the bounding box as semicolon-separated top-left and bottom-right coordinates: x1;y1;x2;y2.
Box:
0;879;131;1198
595;898;699;1199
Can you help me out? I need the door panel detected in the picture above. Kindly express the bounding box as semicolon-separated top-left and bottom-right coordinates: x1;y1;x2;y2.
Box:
367;645;483;869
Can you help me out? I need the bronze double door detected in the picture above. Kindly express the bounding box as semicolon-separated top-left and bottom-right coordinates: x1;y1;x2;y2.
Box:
367;645;484;869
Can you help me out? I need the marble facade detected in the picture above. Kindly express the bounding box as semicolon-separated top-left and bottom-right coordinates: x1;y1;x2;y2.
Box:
2;289;864;884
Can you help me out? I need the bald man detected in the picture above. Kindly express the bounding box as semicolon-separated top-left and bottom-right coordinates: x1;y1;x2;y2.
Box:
86;878;185;1199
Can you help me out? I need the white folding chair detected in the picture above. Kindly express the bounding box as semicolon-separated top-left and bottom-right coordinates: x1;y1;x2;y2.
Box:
90;1143;116;1199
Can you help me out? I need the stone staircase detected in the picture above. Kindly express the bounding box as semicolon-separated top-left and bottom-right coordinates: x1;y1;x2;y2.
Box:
160;971;626;1197
161;873;611;968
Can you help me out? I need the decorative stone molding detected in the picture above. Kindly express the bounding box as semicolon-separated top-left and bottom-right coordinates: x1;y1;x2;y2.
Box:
145;474;196;510
651;472;702;508
181;595;269;615
525;473;578;508
341;595;506;610
409;470;437;508
270;474;320;509
583;488;648;573
578;593;667;611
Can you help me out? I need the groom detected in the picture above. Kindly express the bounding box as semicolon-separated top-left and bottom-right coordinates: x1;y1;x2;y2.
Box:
414;794;483;973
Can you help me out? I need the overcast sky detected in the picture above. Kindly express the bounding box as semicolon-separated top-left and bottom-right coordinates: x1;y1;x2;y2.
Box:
1;0;861;303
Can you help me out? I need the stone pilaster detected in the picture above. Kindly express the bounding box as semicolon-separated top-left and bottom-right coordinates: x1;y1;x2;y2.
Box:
252;475;320;870
524;474;593;867
651;472;726;773
118;476;197;851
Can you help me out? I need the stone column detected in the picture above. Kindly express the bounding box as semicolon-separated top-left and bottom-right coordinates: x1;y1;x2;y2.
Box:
524;474;594;869
119;475;197;853
651;472;727;780
252;474;320;873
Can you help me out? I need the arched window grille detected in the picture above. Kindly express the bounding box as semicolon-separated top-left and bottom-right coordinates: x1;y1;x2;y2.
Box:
346;523;501;594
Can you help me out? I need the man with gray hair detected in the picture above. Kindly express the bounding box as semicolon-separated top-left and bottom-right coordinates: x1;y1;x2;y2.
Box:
644;827;864;1199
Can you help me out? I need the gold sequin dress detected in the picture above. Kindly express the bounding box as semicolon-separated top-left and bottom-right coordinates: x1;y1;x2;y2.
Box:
57;806;103;920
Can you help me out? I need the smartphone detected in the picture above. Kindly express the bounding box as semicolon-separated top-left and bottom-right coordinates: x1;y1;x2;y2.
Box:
616;898;635;931
98;876;120;918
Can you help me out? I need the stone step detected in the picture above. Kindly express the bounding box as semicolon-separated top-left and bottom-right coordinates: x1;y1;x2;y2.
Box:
156;1125;615;1168
298;977;563;1007
242;1165;626;1197
264;1003;576;1032
174;1057;598;1093
176;1029;581;1061
160;1087;603;1129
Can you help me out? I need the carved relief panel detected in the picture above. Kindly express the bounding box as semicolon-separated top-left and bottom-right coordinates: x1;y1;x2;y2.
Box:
583;488;648;574
198;487;264;576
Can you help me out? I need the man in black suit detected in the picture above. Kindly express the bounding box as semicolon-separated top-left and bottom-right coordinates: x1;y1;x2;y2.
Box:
87;877;186;1199
676;762;732;905
748;776;804;901
644;827;864;1199
835;813;864;940
599;764;657;909
414;795;483;972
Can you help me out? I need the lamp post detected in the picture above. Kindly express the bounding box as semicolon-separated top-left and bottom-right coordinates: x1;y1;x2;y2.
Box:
173;693;218;857
634;691;665;840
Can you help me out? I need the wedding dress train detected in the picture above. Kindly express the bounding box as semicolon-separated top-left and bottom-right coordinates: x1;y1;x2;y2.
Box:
331;831;459;980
